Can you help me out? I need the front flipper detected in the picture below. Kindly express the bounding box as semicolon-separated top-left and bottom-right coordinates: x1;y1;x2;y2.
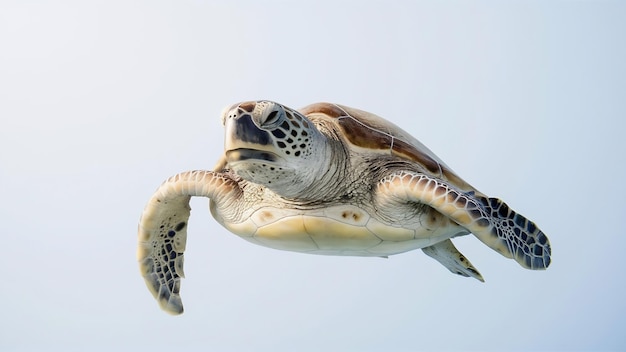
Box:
378;171;551;270
137;170;240;314
422;239;484;282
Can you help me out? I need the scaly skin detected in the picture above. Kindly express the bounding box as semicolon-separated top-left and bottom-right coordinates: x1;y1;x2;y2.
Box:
137;170;241;315
377;170;551;270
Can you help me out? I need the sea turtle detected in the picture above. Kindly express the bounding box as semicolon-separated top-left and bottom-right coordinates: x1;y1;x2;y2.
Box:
137;100;551;314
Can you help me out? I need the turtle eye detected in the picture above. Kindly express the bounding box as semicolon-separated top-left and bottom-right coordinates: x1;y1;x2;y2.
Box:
263;108;283;128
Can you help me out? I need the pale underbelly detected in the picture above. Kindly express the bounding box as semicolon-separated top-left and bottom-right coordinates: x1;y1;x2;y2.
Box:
219;205;462;257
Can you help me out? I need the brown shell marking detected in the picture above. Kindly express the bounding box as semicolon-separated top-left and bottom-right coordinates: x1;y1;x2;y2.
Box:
299;103;473;191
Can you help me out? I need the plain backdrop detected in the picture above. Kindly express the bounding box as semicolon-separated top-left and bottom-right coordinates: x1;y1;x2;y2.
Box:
1;1;624;351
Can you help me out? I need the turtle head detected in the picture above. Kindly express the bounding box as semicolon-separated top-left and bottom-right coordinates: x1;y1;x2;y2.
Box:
222;100;331;198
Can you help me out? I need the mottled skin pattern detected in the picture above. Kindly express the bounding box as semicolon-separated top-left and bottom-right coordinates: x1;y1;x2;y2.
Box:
137;171;240;312
377;171;550;269
137;101;551;314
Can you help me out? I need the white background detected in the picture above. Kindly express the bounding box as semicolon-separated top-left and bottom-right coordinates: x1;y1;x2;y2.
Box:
1;1;624;350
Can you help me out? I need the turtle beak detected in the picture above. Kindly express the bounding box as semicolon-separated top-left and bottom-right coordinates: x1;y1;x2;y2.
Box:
224;111;277;156
225;149;278;163
225;112;269;147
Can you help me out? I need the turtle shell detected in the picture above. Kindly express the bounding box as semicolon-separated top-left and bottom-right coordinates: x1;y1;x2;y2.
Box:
299;103;474;192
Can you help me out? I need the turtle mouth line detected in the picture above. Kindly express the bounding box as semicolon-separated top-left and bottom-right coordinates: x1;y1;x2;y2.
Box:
226;148;279;163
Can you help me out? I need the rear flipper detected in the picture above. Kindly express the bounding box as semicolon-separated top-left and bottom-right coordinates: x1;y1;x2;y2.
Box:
422;239;484;282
